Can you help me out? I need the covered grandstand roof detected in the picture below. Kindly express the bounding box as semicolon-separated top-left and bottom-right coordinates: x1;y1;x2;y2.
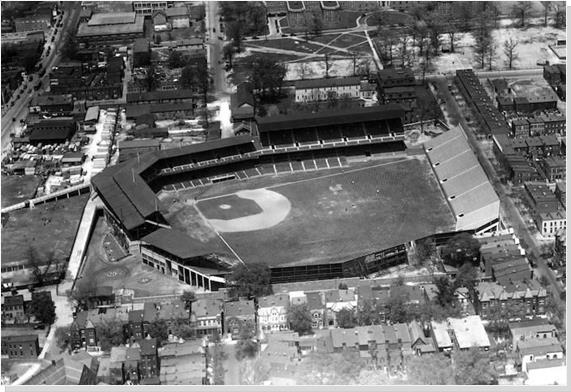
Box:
256;104;405;133
424;127;499;231
142;229;216;260
91;136;258;232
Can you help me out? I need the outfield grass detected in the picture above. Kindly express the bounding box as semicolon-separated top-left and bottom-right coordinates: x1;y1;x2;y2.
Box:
163;158;455;268
1;175;41;208
1;194;89;265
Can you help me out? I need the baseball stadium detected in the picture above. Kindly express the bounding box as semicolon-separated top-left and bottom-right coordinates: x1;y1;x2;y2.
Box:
92;104;500;288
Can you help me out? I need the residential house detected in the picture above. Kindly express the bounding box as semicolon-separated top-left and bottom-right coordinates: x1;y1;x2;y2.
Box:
132;38;150;68
537;209;566;237
24;352;99;385
132;1;169;16
191;297;223;337
509;319;558;350
430;320;453;352
127;302;155;340
151;10;168;31
159;340;206;385
139;337;159;381
2;294;26;323
511;118;530;137
447;316;490;351
306;292;326;330
260;333;300;371
477;281;548;320
189;5;206;22
324;288;357;327
1;335;40;359
258;293;289;333
230;82;255;123
125;345;141;383
223;299;256;339
355;325;387;366
30;94;74;115
155;300;190;337
525;183;560;213
330;328;359;352
408;320;435;355
376;69;416;88
294;77;362;103
555;182;566;209
525;358;567;385
539;114;566;134
542;156;566;182
517;337;564;371
166;7;190;29
525;137;544;158
539;134;561;155
70;311;97;349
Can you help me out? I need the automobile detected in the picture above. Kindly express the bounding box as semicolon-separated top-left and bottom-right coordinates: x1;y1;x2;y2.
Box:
290;33;296;36
251;36;259;40
281;34;288;37
28;75;33;81
12;117;16;122
33;324;45;330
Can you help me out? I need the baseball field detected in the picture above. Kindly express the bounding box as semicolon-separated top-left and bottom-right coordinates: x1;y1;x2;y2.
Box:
159;157;456;267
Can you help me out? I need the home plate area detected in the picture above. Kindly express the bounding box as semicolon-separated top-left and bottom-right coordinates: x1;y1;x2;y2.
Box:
196;189;292;233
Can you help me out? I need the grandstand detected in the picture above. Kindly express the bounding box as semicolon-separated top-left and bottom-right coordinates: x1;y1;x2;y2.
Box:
91;104;415;283
423;126;500;233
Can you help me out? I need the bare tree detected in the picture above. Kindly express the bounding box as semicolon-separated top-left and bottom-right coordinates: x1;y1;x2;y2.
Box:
473;12;494;69
28;247;54;287
324;53;330;78
412;20;429;64
512;1;533;27
503;38;519;70
541;1;552;26
487;42;497;71
553;3;566;28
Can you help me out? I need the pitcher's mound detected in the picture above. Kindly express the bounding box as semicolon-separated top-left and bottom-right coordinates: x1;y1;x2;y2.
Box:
197;189;291;233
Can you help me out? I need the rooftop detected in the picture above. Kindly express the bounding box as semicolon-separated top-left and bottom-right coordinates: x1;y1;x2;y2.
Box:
294;76;361;89
448;316;490;349
78;14;144;37
88;12;136;26
258;293;290;309
141;228;218;260
224;299;256;318
192;298;222;318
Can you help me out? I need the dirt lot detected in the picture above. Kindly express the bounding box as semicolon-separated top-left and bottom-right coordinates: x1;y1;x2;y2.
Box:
1;194;88;265
1;175;41;208
76;217;191;297
162;158;455;268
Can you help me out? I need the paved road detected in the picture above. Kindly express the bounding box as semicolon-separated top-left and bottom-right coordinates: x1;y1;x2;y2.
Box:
433;76;565;314
205;1;230;96
1;2;82;155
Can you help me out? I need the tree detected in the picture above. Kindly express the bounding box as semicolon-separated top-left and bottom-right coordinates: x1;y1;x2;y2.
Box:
148;319;169;344
406;354;454;384
386;293;410;324
228;262;272;299
553;2;565;28
357;299;384;326
336;308;356;328
143;64;159;92
180;290;196;311
541;2;552;26
28;246;54;287
97;320;125;351
503;38;519;70
23;54;38;74
62;33;78;61
287;303;313;335
435;276;457;308
473;11;494;69
227;21;243;52
426;15;443;57
168;50;185;69
453;349;498;385
29;294;56;325
308;11;323;38
223;44;235;68
294;352;364;385
324;53;330;78
235;320;258;360
326;90;338;108
54;326;71;353
512;1;533;27
454;262;478;300
486;41;497;71
415;238;436;263
441;233;481;268
248;55;287;100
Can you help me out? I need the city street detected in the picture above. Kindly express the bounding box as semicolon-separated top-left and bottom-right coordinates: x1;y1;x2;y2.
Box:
1;2;82;155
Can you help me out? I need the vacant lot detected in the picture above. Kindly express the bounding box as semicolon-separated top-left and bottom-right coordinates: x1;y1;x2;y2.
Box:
1;175;41;208
1;194;88;265
76;217;191;297
163;158;455;268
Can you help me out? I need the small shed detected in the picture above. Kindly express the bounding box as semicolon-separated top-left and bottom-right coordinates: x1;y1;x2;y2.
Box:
61;152;85;166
